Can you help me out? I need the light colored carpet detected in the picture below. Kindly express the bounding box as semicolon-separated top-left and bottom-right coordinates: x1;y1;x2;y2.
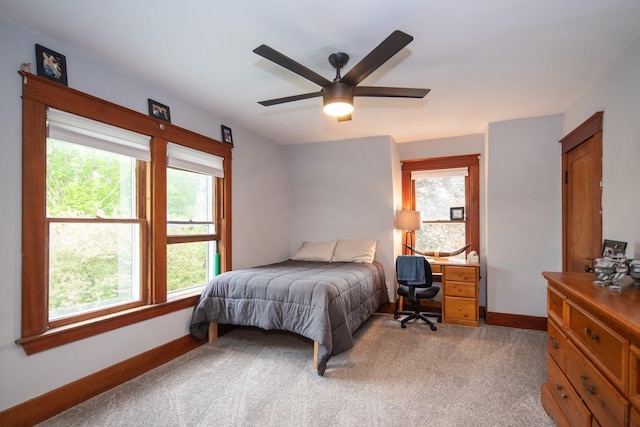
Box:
38;314;554;427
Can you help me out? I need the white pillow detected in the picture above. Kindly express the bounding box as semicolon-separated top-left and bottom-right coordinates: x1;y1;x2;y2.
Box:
290;240;337;262
331;239;377;263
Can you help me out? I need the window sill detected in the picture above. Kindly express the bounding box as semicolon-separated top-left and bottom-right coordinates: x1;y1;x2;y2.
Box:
17;293;201;355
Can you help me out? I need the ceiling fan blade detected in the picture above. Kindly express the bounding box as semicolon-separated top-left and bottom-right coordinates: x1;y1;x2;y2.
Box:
354;86;430;98
337;114;352;122
341;30;414;86
258;91;322;106
254;44;332;88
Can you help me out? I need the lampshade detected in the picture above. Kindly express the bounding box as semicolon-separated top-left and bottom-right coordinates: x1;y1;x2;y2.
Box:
395;210;422;231
323;82;354;117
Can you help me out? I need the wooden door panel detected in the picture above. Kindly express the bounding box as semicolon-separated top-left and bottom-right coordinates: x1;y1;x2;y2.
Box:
561;112;603;273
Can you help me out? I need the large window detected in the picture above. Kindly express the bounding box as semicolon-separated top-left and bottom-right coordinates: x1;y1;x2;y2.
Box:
401;155;480;259
20;75;232;354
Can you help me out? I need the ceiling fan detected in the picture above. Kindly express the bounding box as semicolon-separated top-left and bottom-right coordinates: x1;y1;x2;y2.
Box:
253;30;430;122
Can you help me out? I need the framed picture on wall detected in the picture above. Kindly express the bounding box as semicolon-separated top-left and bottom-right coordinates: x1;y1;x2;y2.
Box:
148;99;171;123
221;125;233;145
35;44;68;86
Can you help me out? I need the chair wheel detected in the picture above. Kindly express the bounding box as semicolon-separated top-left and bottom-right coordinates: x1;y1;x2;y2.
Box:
401;323;407;328
431;325;437;331
437;317;442;323
393;314;399;319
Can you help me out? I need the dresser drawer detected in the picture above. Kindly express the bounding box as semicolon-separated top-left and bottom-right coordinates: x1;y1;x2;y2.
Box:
548;286;565;326
444;280;476;298
444;297;476;321
566;341;629;427
629;344;640;412
567;300;628;390
546;356;592;427
631;406;640;427
548;318;567;372
444;265;476;283
541;383;570;427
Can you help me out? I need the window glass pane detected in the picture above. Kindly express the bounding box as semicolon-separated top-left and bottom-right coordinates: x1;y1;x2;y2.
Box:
416;223;466;261
415;176;465;220
167;241;217;294
49;222;141;320
414;174;466;260
167;167;214;235
47;138;135;219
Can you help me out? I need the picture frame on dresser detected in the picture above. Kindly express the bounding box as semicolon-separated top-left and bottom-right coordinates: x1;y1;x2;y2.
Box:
601;239;627;257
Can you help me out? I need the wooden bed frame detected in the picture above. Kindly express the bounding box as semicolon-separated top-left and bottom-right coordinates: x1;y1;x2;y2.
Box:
208;321;320;370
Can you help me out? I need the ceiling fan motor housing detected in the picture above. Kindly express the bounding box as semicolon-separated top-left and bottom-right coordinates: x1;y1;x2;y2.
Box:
323;82;354;104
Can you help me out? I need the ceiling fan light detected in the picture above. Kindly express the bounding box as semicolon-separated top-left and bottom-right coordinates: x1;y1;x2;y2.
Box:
323;82;354;117
323;101;353;117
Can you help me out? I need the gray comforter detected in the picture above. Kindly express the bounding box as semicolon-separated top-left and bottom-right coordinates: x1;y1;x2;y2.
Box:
189;260;387;375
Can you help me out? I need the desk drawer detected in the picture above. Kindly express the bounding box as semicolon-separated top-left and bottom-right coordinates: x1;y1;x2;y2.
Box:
444;265;476;283
444;297;476;321
567;301;627;389
566;341;628;427
445;280;476;298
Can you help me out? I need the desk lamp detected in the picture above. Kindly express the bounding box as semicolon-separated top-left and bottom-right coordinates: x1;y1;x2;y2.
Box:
396;210;422;255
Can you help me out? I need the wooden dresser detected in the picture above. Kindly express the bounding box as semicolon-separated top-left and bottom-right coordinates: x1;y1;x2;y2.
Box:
542;271;640;426
436;261;480;327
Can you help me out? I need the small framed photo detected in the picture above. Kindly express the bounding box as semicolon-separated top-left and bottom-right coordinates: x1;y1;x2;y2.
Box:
221;125;233;145
148;99;171;123
601;239;627;258
35;44;68;86
450;207;465;221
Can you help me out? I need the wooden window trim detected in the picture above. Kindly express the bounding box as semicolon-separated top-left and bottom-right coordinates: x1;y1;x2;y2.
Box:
401;154;480;257
18;72;232;354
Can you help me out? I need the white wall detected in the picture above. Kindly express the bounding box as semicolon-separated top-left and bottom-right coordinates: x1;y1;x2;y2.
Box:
285;136;397;300
563;34;640;259
485;115;563;317
0;19;289;411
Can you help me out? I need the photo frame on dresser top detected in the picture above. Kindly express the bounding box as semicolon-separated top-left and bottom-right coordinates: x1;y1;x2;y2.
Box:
35;44;68;86
601;239;627;257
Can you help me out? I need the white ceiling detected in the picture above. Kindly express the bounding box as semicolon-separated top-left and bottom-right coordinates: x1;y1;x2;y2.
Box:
2;0;640;145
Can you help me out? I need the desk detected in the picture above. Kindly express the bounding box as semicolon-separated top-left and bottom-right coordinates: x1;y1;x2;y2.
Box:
397;259;480;327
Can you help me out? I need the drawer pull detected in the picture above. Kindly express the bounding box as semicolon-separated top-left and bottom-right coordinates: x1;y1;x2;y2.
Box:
549;335;559;349
580;375;596;395
555;384;568;400
591;333;599;343
552;299;558;305
583;327;590;335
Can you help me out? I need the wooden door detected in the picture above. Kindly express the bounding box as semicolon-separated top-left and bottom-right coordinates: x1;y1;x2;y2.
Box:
561;112;603;272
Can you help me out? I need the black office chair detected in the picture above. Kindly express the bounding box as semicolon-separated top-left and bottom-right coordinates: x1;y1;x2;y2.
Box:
394;256;441;330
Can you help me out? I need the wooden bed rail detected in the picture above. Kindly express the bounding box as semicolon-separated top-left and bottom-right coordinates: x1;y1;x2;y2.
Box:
207;322;319;370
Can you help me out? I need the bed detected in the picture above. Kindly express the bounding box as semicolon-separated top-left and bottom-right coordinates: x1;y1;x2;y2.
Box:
189;241;387;376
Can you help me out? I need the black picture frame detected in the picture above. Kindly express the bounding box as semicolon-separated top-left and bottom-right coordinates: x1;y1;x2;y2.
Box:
35;44;68;86
148;99;171;123
450;207;464;221
601;239;627;258
221;125;233;145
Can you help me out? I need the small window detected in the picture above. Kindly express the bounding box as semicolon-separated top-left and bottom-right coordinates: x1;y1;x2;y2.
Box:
414;172;466;260
166;143;222;294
